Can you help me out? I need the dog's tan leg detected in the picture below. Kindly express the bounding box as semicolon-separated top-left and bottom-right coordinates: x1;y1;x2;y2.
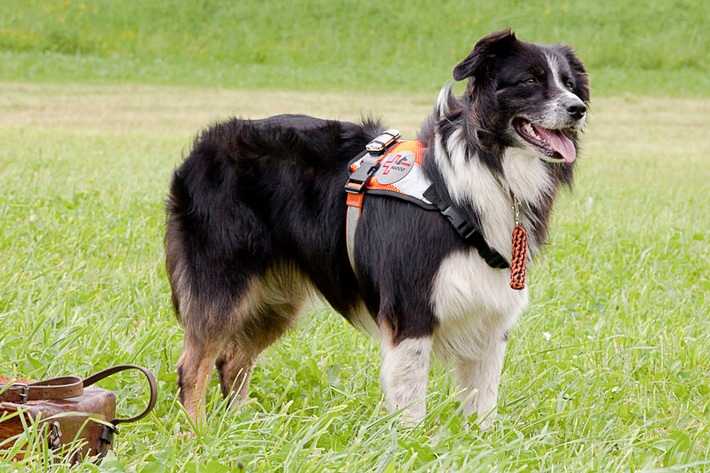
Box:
455;333;508;430
379;324;432;425
215;301;304;409
216;339;257;407
177;335;224;428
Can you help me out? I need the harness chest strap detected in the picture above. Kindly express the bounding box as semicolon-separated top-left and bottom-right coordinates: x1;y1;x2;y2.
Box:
421;185;509;270
344;133;517;282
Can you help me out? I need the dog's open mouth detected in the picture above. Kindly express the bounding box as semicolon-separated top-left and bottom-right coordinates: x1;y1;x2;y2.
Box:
513;118;576;164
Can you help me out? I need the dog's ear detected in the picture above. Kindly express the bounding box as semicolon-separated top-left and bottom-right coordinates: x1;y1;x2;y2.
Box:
453;28;517;81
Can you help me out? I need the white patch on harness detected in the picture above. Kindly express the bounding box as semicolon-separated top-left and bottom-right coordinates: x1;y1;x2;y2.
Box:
350;143;434;208
375;150;415;184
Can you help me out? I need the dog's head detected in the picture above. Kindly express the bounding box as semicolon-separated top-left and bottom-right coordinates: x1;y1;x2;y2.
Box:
453;29;590;165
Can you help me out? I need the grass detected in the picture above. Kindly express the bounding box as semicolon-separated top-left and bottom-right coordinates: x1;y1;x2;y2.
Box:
0;82;709;472
1;0;709;96
1;2;708;470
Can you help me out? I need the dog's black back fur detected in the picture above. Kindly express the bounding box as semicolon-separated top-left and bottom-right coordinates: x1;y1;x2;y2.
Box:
167;115;385;319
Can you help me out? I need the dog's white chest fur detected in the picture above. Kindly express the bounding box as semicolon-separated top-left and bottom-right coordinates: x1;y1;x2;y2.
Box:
431;249;528;360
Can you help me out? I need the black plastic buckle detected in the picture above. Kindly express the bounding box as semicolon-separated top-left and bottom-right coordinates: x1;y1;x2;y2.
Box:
345;156;381;194
440;206;476;239
365;129;401;155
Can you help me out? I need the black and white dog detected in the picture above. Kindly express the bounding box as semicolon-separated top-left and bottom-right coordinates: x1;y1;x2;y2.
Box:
166;29;589;429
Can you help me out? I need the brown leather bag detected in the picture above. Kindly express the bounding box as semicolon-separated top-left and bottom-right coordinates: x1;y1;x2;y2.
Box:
0;365;157;463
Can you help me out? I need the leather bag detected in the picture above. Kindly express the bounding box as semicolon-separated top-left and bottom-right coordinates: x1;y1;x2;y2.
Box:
0;365;157;463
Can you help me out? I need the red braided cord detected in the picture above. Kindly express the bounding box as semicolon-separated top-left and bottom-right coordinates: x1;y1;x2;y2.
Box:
510;225;527;290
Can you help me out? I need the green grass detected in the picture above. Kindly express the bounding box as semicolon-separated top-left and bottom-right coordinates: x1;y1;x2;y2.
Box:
0;83;709;472
1;2;708;470
1;0;709;96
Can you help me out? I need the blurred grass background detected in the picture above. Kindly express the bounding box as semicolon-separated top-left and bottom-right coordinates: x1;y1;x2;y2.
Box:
1;0;709;96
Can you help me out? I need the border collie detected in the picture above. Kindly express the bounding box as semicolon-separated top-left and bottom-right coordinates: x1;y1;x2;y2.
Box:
166;29;589;429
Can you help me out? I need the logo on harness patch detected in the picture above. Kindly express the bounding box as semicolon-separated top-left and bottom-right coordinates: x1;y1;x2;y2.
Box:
376;151;414;185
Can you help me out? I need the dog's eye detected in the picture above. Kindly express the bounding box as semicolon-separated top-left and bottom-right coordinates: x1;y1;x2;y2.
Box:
520;77;538;86
565;80;574;91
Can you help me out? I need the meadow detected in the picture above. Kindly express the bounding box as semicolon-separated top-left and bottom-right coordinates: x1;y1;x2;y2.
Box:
1;0;710;471
1;0;709;96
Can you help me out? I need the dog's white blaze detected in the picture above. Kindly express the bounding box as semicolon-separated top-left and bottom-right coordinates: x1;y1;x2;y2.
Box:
543;53;587;129
545;53;566;91
431;249;526;357
545;53;582;103
380;333;432;423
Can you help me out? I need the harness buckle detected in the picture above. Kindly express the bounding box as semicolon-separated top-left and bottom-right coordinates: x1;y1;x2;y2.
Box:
345;156;381;194
365;129;401;155
440;206;476;239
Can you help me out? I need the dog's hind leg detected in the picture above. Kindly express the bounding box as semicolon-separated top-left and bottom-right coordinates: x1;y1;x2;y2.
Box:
173;271;256;428
379;323;433;425
216;339;256;406
215;309;295;408
216;265;310;409
455;332;508;430
177;325;227;428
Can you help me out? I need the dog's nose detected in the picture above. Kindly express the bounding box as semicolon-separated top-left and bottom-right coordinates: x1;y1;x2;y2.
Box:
567;103;586;120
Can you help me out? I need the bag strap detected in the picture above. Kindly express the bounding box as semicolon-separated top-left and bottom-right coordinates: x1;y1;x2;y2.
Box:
0;365;157;427
82;364;158;426
0;376;84;403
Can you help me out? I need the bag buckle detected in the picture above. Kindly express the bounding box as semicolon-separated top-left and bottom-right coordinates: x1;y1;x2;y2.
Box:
344;156;381;194
365;129;400;155
13;383;29;404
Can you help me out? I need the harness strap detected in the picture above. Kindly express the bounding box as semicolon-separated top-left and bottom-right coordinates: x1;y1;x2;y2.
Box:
344;131;510;273
345;193;364;270
344;131;398;271
423;185;509;269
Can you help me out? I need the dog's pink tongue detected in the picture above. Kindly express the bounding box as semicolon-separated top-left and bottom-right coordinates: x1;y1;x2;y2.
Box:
533;125;576;163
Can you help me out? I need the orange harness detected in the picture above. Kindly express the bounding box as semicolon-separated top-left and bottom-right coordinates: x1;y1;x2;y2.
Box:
345;139;435;212
344;130;526;289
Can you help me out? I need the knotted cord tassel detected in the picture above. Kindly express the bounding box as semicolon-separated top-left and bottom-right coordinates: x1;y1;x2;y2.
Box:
510;224;528;290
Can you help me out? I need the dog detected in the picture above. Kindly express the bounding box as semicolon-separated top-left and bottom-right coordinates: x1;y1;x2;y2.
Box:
165;28;589;429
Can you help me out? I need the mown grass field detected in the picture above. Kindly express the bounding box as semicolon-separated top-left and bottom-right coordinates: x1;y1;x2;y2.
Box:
1;0;710;471
0;82;708;472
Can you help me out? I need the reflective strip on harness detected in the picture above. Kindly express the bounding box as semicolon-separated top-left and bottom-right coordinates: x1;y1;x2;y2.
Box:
345;193;364;270
344;139;430;271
